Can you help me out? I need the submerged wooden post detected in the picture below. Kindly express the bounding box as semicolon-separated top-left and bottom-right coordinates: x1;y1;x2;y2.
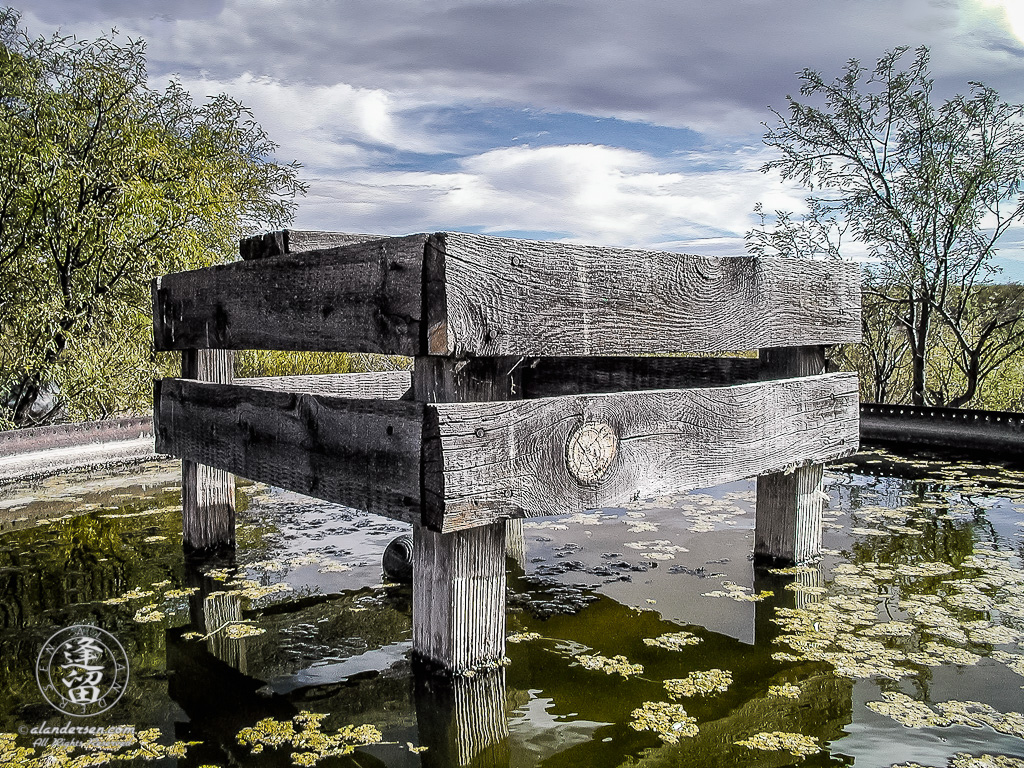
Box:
181;349;236;551
412;356;522;672
755;346;828;564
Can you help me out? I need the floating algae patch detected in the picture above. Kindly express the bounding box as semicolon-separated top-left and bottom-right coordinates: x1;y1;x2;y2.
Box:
663;669;732;698
507;631;542;643
576;653;644;678
643;630;702;650
236;712;382;765
867;692;1024;738
734;730;820;757
767;683;802;699
702;581;773;602
0;728;200;767
629;702;699;743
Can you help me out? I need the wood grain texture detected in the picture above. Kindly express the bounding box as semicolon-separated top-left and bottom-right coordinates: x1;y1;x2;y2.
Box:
412;522;506;672
426;231;862;356
156;379;425;523
235;370;413;399
755;346;831;565
755;464;825;565
425;372;860;533
239;230;388;260
153;234;428;353
412;355;518;670
181;349;236;552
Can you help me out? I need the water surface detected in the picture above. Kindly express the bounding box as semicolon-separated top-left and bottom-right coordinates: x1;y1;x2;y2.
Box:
0;446;1021;767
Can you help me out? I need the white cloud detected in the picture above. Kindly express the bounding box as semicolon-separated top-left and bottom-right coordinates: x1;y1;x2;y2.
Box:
295;143;807;253
169;74;451;169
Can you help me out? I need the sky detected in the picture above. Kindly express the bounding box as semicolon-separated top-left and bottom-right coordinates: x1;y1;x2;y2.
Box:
13;0;1024;278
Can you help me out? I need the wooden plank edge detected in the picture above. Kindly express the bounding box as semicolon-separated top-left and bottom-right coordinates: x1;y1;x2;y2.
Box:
239;230;389;260
235;370;413;399
152;234;431;353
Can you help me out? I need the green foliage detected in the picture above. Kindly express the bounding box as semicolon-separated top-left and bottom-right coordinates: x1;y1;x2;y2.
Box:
750;46;1024;408
235;352;413;378
834;284;1024;409
0;8;305;425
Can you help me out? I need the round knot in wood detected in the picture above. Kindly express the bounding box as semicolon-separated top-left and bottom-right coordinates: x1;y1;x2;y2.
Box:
566;421;618;486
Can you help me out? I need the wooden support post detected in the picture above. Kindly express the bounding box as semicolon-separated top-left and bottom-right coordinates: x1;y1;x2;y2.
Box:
412;356;522;672
755;346;827;565
412;522;507;672
181;349;236;551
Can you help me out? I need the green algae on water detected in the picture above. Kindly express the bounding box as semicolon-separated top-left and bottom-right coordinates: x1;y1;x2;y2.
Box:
237;712;382;766
734;731;820;757
629;702;698;743
576;653;643;678
663;669;732;698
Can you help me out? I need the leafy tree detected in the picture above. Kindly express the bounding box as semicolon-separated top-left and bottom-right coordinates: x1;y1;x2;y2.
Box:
0;8;305;426
748;46;1024;407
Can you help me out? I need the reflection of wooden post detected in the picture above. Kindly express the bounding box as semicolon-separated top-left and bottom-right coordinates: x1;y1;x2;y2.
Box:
753;564;824;645
412;356;520;671
755;347;827;565
415;667;509;768
181;349;236;551
203;592;247;674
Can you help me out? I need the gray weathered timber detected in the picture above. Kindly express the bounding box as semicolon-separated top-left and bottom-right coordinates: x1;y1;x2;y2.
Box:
425;372;859;533
426;231;862;356
521;356;761;397
412;522;507;673
235;370;413;399
181;349;236;551
414;356;525;404
413;355;518;671
157;230;859;356
152;234;427;353
755;463;825;566
754;346;831;565
239;230;388;260
155;379;425;523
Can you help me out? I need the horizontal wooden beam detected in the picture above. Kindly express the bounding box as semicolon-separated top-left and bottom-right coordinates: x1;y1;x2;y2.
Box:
235;370;412;399
425;372;859;532
154;378;425;523
154;373;858;532
152;234;427;353
156;231;861;356
427;232;862;355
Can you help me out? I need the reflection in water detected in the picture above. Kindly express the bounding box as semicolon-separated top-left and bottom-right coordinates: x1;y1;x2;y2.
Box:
0;447;1022;766
416;667;509;768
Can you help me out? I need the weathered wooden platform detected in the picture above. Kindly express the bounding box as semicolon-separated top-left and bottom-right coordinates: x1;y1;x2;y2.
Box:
152;229;862;673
